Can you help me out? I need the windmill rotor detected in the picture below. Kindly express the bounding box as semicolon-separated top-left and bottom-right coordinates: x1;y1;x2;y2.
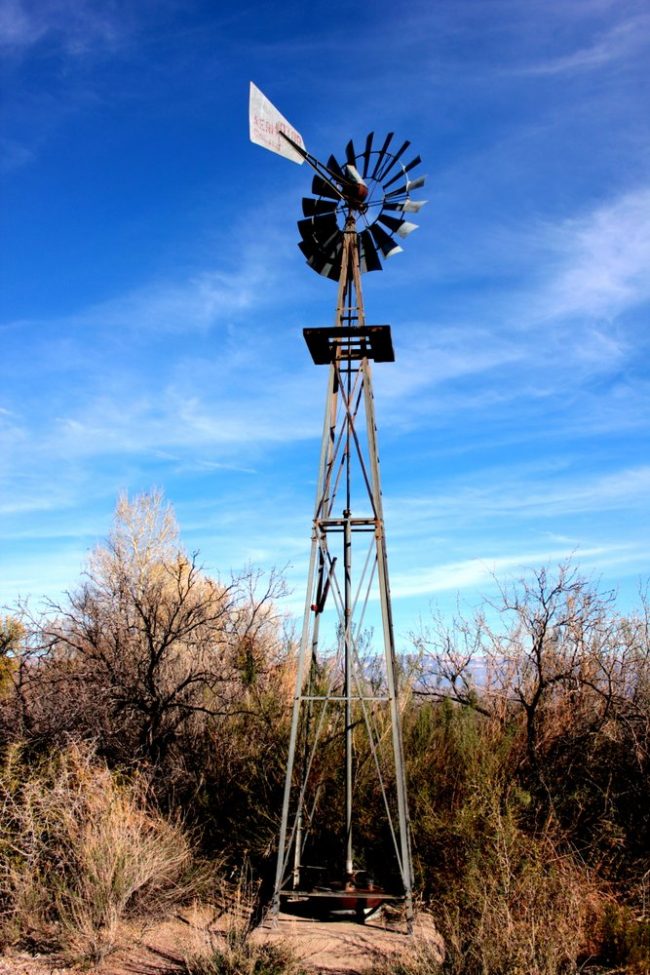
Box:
298;133;427;280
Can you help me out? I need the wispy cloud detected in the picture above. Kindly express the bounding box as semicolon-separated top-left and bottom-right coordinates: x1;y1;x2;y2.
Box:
390;543;639;599
381;184;650;429
0;136;34;174
515;14;650;76
537;187;650;322
66;265;273;336
0;0;131;55
389;466;650;531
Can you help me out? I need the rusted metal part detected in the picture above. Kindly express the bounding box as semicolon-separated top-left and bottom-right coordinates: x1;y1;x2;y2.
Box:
280;886;402;922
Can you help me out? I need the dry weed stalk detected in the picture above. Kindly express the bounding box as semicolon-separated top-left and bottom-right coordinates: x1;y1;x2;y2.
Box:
0;741;201;961
180;869;306;975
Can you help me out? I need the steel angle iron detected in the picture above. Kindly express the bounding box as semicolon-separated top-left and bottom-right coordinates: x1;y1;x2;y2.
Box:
250;83;425;930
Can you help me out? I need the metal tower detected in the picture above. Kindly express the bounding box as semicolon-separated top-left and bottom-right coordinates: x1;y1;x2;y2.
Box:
249;84;425;928
272;214;415;924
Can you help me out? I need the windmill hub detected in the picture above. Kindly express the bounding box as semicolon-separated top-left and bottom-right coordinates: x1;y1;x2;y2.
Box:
298;133;426;280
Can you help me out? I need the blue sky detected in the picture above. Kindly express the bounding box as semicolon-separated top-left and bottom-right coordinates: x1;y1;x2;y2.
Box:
1;0;649;643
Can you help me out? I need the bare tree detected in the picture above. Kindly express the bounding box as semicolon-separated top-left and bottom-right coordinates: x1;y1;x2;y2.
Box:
11;492;288;768
414;563;649;804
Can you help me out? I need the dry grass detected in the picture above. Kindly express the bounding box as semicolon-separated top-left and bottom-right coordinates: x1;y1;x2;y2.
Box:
365;938;444;975
178;874;307;975
0;742;203;962
180;931;307;975
440;816;602;974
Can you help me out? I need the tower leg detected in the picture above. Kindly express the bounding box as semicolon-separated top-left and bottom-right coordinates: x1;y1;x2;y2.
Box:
272;360;339;918
363;359;414;926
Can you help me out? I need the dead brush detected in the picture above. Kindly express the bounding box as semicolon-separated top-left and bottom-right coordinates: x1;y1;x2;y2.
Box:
179;870;307;975
434;813;604;975
0;741;205;962
179;932;306;975
365;937;444;975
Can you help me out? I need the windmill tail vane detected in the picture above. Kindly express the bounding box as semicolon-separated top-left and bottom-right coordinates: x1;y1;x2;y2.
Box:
249;83;424;930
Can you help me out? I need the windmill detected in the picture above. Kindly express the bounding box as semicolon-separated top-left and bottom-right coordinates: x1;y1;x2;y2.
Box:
250;83;426;929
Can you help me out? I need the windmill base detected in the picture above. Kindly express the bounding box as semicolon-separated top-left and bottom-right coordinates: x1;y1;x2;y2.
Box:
280;885;403;923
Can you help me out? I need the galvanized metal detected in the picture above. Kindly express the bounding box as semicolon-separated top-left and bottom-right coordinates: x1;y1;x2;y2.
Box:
272;214;414;928
249;82;305;164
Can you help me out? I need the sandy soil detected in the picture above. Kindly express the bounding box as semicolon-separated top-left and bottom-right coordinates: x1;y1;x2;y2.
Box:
0;907;443;975
258;910;443;973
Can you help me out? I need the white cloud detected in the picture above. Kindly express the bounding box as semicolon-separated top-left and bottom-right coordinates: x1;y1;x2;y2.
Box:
1;546;88;604
389;465;650;530
74;268;268;337
377;325;524;402
540;187;650;322
517;14;650;76
390;543;638;599
0;0;128;55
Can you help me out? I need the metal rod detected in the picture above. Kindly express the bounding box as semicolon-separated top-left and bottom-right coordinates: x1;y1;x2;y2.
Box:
301;695;390;702
272;524;319;916
344;509;353;878
361;354;414;927
352;224;414;926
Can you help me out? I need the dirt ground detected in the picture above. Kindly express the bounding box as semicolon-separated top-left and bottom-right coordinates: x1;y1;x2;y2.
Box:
258;910;443;973
0;906;443;975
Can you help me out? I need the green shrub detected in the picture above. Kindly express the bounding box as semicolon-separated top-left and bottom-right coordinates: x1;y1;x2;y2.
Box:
405;702;604;974
598;902;650;973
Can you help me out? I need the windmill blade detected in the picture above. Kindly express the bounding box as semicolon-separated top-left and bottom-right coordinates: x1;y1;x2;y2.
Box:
370;222;403;259
302;240;343;280
312;174;340;201
313;225;344;253
378;213;419;238
384;182;410;200
407;175;426;192
299;233;342;265
327;154;345;180
396;220;418;238
377;212;406;235
299;240;326;274
402;199;427;213
322;258;343;281
298;239;315;260
359;228;382;273
361;132;374;177
298;214;338;243
302;197;338;217
345;139;356;165
382;154;421;190
371;132;394;179
376;139;410;182
384;173;426;199
384;199;428;214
